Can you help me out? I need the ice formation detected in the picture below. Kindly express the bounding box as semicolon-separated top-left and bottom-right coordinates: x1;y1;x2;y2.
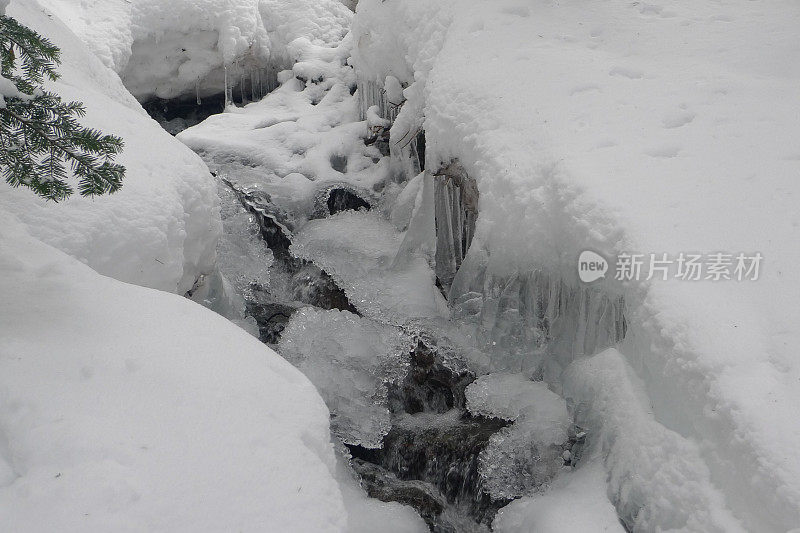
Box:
465;374;571;500
278;308;414;448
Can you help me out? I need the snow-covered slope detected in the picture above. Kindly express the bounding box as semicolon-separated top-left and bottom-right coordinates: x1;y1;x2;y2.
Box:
353;1;800;530
0;214;348;531
1;0;220;294
0;3;428;530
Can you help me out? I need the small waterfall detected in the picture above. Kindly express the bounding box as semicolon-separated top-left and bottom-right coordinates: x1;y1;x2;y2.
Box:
348;339;511;532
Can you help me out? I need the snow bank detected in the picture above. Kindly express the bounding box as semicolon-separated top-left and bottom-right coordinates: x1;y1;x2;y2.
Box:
42;0;352;101
352;0;800;529
563;349;745;532
0;213;348;531
1;0;220;294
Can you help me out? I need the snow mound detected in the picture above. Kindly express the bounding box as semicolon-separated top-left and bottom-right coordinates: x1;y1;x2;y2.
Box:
278;308;414;448
0;213;348;531
291;210;448;323
42;0;352;101
493;459;625;533
2;0;220;294
563;349;745;532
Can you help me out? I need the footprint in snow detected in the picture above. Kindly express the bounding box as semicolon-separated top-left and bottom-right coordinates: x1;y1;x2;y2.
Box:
662;110;696;129
570;84;601;96
645;145;681;158
609;66;644;79
500;5;531;18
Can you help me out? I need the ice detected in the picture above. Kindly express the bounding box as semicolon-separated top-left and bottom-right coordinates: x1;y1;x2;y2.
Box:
466;373;570;500
466;373;566;425
214;181;273;300
290;210;449;323
352;2;800;527
278;308;414;448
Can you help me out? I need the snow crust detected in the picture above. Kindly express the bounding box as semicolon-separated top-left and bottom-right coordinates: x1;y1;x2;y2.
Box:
352;0;800;529
2;0;220;294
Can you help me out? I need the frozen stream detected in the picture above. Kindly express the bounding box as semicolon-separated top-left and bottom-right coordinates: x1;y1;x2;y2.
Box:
170;24;624;532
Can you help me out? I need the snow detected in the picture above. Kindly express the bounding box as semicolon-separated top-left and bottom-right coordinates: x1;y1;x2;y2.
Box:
465;373;563;422
0;4;429;530
493;459;625;533
352;0;800;529
291;210;448;323
179;44;447;323
563;348;746;532
2;0;220;295
278;308;413;448
0;213;349;531
41;0;352;101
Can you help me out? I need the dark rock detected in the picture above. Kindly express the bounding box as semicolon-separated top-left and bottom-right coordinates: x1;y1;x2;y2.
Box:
388;340;474;415
245;300;301;344
327;187;371;214
352;458;446;527
290;263;358;314
349;412;510;526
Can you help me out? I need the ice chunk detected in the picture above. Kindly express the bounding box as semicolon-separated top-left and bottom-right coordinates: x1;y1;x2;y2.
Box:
468;374;571;500
290;210;448;322
278;308;414;448
466;373;566;425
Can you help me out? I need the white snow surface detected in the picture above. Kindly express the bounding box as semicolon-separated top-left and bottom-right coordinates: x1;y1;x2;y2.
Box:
352;1;800;529
493;459;625;533
0;214;349;531
1;0;220;294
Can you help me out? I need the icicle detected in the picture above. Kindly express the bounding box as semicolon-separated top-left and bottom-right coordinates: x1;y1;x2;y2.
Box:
223;65;231;109
250;68;259;101
195;79;201;106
